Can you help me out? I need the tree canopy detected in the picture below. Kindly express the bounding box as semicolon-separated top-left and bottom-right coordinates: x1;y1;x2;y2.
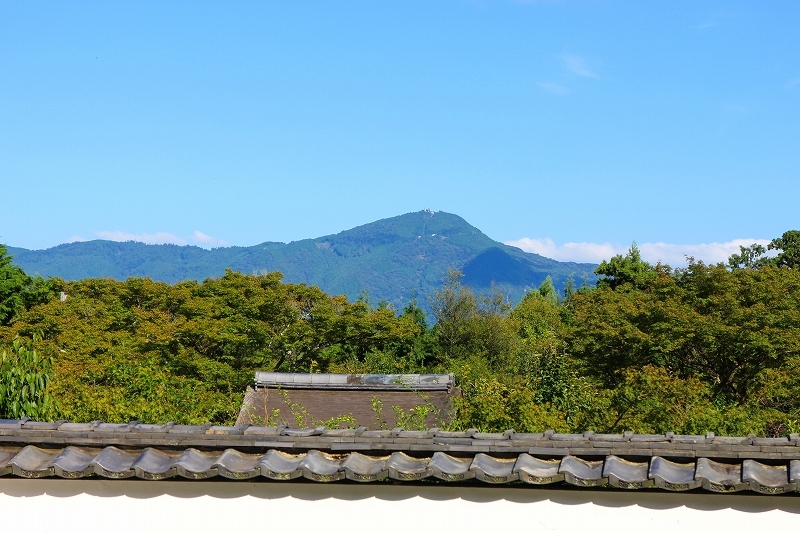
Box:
0;244;60;327
1;233;799;437
728;230;800;270
594;243;658;291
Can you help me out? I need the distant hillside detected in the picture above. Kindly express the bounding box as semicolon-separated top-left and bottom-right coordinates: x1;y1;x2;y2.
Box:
8;211;597;311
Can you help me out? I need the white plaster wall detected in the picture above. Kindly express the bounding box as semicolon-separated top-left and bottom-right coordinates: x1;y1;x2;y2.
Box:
1;479;798;532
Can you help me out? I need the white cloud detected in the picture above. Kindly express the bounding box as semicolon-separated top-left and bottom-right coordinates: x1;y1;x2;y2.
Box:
637;240;771;266
538;82;570;95
506;237;622;263
561;54;597;78
95;231;188;246
93;230;229;248
191;230;228;248
505;237;772;266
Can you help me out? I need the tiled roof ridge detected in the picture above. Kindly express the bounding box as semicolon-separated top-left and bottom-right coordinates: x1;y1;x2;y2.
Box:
253;372;455;390
1;419;799;460
2;420;800;494
0;445;799;494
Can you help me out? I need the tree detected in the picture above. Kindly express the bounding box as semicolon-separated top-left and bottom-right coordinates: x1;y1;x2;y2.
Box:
430;270;478;359
595;243;657;291
727;231;800;270
0;336;59;420
593;365;762;435
768;230;800;269
510;287;564;346
0;244;31;326
537;276;559;306
569;260;800;403
0;244;59;326
728;243;768;270
430;270;514;367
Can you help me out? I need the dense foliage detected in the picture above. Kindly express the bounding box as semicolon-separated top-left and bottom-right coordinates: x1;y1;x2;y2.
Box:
0;336;58;420
0;244;59;327
1;235;799;436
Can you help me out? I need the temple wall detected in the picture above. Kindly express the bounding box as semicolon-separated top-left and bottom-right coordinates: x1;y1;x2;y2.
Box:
2;479;799;532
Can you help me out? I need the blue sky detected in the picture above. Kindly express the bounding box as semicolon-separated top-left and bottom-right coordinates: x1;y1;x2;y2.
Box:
2;1;798;265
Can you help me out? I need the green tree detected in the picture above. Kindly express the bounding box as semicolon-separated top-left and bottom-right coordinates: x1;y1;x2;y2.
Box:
595;243;657;291
430;270;478;359
727;231;800;270
0;336;59;420
1;269;427;423
768;230;800;269
430;271;514;367
449;357;568;433
537;275;559;306
0;244;34;326
728;243;767;270
0;244;59;327
510;288;564;346
585;365;767;435
569;260;800;403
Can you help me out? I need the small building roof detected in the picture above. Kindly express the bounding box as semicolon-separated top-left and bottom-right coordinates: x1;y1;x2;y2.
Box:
1;419;799;494
254;372;454;391
241;372;459;428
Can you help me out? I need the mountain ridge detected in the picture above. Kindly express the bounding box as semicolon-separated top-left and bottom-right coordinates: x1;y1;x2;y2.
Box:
7;211;597;310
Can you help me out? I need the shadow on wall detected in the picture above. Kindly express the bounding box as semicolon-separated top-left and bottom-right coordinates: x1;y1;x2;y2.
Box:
2;479;800;514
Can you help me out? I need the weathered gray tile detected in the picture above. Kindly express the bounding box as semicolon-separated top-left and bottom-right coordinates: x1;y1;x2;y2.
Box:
259;449;304;480
603;455;653;489
132;448;180;480
92;447;138;478
742;459;795;494
174;449;220;479
387;452;431;481
430;452;475;482
470;453;518;483
342;452;388;482
52;447;98;478
695;458;747;492
528;446;570;456
9;446;60;478
514;454;563;484
649;456;699;491
0;447;21;476
559;456;607;487
215;449;262;479
301;450;344;482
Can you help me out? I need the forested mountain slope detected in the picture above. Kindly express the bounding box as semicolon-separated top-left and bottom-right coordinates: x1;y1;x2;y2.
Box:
8;211;597;309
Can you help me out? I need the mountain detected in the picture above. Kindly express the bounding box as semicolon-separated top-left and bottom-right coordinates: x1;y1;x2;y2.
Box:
7;211;597;311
